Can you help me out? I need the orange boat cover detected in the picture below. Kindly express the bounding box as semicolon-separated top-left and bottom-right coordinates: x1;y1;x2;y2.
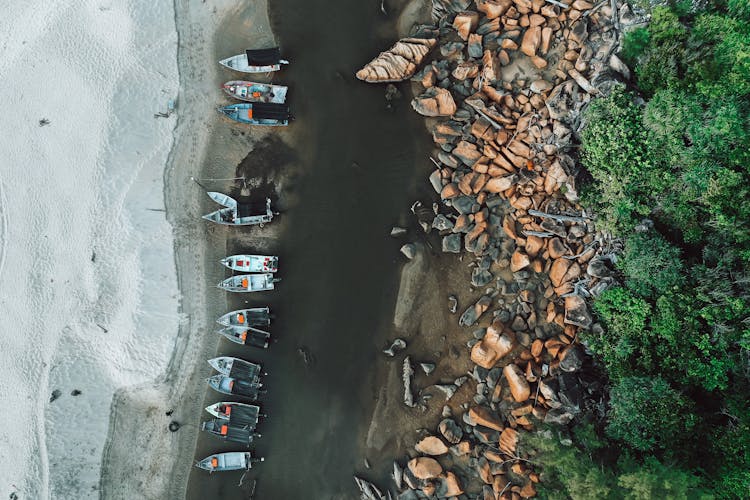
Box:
241;332;247;341
241;278;248;288
220;424;228;435
211;457;219;467
237;313;245;324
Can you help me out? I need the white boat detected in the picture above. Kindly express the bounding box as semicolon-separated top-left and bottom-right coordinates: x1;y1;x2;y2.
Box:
218;273;278;292
205;402;262;423
218;325;270;348
195;452;263;472
222;81;288;103
203;192;274;227
207;356;262;377
207;374;263;399
221;254;278;273
219;48;289;73
217;307;271;327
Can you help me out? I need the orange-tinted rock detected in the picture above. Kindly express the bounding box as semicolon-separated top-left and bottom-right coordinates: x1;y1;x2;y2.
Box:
548;237;568;259
499;428;519;456
485;175;515;193
441;471;464;496
408;457;443;479
471;324;514;369
510;250;531;272
453;11;480;40
469;405;504;431
521;26;541;57
525;235;544;257
412;87;457;117
356;38;437;82
520;481;537;498
416;436;450;456
477;0;513;19
549;258;571;287
531;55;548;68
531;339;543;357
441;182;460;200
541;27;553;54
504;364;531;402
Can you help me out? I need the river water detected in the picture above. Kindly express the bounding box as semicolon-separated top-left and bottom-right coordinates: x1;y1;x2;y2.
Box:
186;0;432;498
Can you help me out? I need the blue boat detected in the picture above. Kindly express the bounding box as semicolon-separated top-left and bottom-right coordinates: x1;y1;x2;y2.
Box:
218;102;291;126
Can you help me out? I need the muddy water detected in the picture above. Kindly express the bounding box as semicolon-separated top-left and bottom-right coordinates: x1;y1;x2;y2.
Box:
186;1;433;499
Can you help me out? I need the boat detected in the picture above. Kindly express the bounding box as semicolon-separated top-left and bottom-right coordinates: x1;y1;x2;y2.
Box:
205;402;263;426
222;81;288;103
217;102;291;126
202;192;274;227
217;307;271;327
217;273;279;293
218;325;270;348
195;452;264;472
207;356;263;378
220;254;278;273
219;47;289;73
207;374;263;399
201;419;261;445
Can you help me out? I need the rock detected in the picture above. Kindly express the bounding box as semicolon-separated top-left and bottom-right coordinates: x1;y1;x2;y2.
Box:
452;11;480;40
587;256;612;278
499;428;519;456
412;87;457;117
452;140;482;166
520;481;537;498
416;436;449;455
356;38;437;82
441;183;460;199
564;295;592;328
559;344;584;372
521;26;541;57
525;235;544;258
429;170;443;194
408;457;443;479
442;233;462;253
530;79;553;94
484;175;514;193
609;53;631;79
472;268;494;287
469;405;504;431
549;258;571;287
403;356;415;407
510;251;531;272
439;418;464;444
432;383;458;400
391;226;408;237
503;363;531;402
420;362;436;375
541;26;553;54
435;471;464;497
383;338;407;356
548;237;569;259
448;295;458;313
476;0;512;19
568;68;598;94
460;295;492;326
468;33;484;59
470;322;514;368
400;243;417;259
432;214;454;231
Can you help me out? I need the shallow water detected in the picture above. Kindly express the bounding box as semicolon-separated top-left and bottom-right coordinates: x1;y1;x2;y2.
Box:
185;0;433;498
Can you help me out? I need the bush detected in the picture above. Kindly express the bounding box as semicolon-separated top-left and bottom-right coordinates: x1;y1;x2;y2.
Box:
620;232;684;298
606;376;696;452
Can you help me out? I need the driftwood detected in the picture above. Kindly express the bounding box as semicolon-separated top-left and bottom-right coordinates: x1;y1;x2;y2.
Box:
392;461;403;490
466;100;504;130
523;230;555;238
528;209;589;223
354;476;385;500
545;0;570;8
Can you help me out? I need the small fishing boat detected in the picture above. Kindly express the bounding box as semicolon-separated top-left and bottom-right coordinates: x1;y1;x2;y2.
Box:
203;192;274;227
222;81;288;103
218;273;279;293
218;102;291;126
207;356;262;378
217;307;271;327
220;254;278;273
205;402;262;425
201;419;261;445
195;452;264;472
219;47;289;73
218;325;270;348
207;374;263;399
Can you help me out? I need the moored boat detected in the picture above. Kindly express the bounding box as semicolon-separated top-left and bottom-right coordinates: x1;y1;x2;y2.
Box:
217;307;271;327
207;356;262;378
207;374;263;399
222;81;288;103
217;273;278;293
195;452;264;472
218;325;270;348
219;47;289;73
201;419;261;445
217;102;291;126
205;402;262;425
220;254;278;273
202;193;274;227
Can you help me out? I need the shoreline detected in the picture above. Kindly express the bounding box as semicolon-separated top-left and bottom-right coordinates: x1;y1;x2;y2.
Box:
99;1;276;498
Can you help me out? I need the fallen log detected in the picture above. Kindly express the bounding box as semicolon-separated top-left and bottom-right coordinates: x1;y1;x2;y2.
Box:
528;209;589;223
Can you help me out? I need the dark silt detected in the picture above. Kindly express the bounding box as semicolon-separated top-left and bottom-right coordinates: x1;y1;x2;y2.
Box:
186;0;432;498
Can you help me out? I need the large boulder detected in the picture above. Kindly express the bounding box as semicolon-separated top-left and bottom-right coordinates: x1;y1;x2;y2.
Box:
356;38;437;82
412;87;457;117
471;323;514;368
476;0;512;19
408;457;443;479
416;436;450;456
521;26;541;57
564;295;592;328
439;418;463;444
503;364;531;402
469;406;504;431
452;11;480;40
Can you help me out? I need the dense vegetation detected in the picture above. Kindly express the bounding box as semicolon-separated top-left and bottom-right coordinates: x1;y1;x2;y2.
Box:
534;1;750;497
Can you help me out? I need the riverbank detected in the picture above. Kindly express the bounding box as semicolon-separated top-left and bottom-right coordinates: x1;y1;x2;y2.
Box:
98;1;280;498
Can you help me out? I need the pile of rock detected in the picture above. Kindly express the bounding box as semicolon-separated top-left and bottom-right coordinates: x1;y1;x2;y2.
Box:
357;0;635;497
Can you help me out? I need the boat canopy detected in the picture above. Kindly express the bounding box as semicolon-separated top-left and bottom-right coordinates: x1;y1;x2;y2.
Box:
246;48;281;66
251;102;290;121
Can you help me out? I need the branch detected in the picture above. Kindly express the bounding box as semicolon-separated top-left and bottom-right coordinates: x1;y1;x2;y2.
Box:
545;0;570;7
528;209;589;223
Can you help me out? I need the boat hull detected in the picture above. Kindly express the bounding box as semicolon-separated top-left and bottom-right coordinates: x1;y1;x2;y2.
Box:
218;273;276;293
217;307;271;327
220;254;278;273
222;81;288;103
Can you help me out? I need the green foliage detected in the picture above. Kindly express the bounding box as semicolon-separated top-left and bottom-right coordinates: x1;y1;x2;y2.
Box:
620;28;650;67
620;232;684;298
617;458;713;499
607;377;696;452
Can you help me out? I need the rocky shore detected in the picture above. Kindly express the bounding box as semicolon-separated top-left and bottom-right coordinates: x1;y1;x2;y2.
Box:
356;0;640;498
